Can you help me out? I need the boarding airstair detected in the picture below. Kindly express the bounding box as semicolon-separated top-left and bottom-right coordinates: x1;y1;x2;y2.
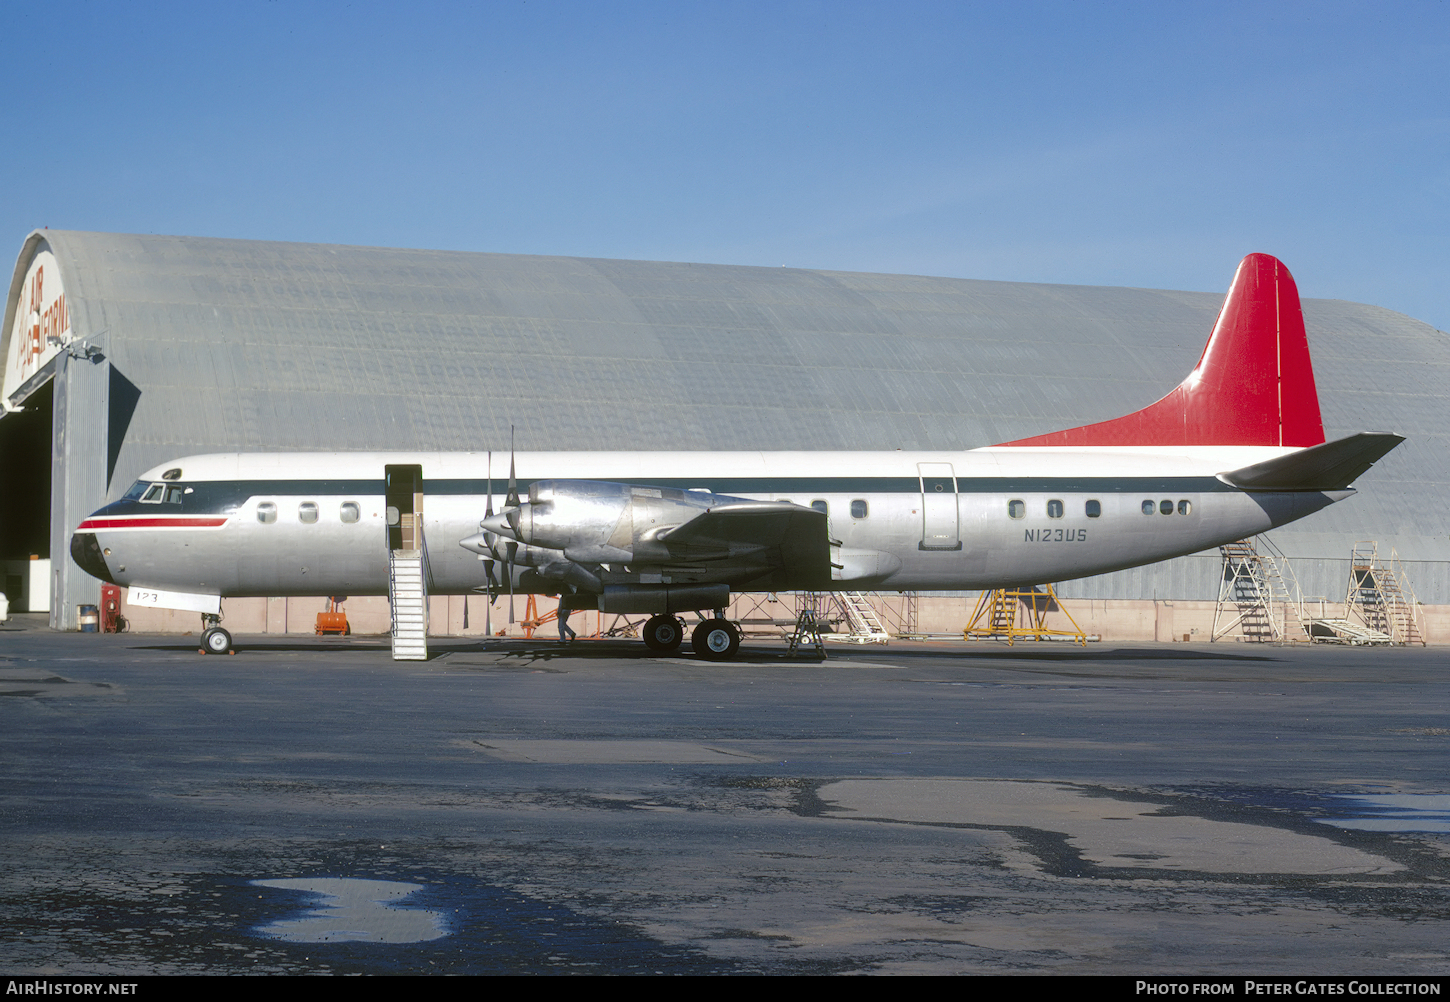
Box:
389;547;428;660
1211;538;1307;643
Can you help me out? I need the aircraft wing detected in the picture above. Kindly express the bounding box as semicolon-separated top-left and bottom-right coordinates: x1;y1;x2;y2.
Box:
657;501;832;589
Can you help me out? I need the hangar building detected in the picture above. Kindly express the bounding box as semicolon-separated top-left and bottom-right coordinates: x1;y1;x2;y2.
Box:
3;230;1446;634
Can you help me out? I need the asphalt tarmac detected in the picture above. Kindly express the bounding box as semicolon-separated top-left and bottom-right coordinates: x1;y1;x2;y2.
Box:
1;621;1448;975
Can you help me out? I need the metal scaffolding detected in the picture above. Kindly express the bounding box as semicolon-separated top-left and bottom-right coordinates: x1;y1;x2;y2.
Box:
963;584;1087;646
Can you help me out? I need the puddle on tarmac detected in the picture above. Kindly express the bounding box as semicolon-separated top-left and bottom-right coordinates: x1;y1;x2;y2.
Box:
235;871;758;973
1316;794;1450;833
818;779;1402;874
251;878;448;943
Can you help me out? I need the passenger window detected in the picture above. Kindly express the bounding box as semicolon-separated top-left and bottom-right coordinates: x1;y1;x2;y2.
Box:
1046;499;1064;519
299;502;319;524
257;502;277;524
1008;499;1025;519
1159;499;1173;515
1178;500;1192;516
1085;499;1101;518
142;484;164;503
340;502;360;523
810;500;828;514
1141;500;1155;515
850;500;868;519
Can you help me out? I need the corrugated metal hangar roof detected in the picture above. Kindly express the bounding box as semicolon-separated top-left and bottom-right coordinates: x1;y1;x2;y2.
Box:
5;230;1448;611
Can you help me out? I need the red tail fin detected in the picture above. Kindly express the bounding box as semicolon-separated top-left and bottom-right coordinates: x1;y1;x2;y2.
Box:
998;254;1325;448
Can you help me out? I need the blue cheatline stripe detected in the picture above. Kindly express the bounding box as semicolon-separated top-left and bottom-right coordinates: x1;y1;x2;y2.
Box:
94;475;1238;518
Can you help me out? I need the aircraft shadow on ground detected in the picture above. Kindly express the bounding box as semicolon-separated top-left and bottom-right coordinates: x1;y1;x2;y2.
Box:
894;646;1280;663
123;638;1278;664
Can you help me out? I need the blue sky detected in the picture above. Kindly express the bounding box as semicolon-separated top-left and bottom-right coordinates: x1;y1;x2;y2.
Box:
5;1;1448;329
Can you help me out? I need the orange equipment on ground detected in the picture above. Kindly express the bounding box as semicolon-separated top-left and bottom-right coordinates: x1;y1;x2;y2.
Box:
315;597;349;636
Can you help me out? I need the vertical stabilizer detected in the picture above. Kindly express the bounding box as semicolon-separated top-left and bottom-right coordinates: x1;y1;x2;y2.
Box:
999;254;1325;448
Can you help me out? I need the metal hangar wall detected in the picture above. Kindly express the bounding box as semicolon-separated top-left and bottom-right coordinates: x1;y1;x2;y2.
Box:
3;230;1446;629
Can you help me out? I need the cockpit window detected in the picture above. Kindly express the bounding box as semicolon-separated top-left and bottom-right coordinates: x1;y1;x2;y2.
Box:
123;481;150;501
142;484;164;503
164;486;184;504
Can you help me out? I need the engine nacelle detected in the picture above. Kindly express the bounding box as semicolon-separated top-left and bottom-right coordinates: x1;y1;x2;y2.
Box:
598;583;730;614
487;480;741;564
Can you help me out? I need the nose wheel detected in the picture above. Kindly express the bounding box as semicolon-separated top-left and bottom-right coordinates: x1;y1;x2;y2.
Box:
201;627;233;655
691;619;741;660
641;614;685;653
199;613;234;655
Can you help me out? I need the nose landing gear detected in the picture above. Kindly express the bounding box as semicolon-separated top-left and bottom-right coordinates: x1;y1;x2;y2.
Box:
199;613;234;655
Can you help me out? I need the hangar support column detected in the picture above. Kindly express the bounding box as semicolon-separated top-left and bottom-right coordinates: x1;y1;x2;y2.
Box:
49;346;110;629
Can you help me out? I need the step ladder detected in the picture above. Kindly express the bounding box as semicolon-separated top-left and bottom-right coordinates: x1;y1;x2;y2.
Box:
389;549;428;660
826;592;891;644
1344;542;1425;646
787;593;828;658
1211;538;1307;643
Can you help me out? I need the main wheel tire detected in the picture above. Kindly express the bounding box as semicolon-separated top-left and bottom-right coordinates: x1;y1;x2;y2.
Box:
642;614;685;653
202;627;233;655
691;619;741;660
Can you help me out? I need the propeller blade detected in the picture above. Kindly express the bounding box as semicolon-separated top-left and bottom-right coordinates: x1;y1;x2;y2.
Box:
502;434;518;626
483;450;499;602
507;539;517;624
506;426;519;509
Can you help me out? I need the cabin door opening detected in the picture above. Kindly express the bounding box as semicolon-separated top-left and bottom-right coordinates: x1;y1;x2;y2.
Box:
917;462;962;551
385;465;424;552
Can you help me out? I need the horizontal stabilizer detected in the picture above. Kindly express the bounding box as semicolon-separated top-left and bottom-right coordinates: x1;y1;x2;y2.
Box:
1218;432;1404;491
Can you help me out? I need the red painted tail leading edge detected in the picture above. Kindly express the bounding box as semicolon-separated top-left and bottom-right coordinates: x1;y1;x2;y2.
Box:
998;254;1326;448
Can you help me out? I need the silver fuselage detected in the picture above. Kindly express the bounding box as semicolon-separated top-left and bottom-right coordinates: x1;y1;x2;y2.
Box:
73;446;1344;600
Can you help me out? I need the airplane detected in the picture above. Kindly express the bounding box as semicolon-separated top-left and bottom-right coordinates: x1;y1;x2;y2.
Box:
69;254;1404;659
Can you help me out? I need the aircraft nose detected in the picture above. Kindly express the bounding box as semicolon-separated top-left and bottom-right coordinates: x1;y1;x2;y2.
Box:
70;531;118;584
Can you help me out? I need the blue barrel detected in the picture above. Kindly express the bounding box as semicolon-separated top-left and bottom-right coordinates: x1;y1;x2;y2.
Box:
78;605;99;632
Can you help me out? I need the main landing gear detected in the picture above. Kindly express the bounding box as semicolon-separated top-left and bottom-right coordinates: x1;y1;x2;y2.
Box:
199;613;234;656
642;614;685;653
691;618;741;660
639;612;742;660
